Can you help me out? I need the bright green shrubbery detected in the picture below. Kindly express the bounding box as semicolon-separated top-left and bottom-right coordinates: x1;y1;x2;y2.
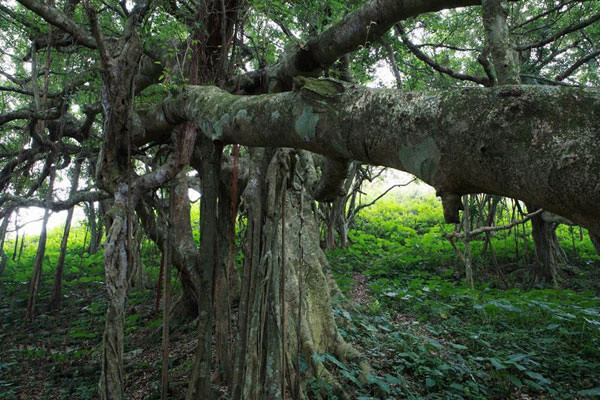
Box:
327;193;600;399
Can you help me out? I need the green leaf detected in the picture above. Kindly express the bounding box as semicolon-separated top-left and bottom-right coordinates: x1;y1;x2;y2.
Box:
489;358;506;370
384;374;404;385
578;388;600;396
311;353;325;364
506;374;523;388
341;370;362;387
324;353;347;370
507;353;528;363
525;371;550;385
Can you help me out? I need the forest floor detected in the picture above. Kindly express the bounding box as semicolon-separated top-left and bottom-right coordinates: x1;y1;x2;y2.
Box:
2;196;600;400
1;257;599;399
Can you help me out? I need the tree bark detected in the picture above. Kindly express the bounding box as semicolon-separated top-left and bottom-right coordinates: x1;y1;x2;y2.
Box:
590;232;600;257
127;221;147;290
25;167;55;320
0;210;11;276
463;195;474;288
86;201;100;255
233;149;366;400
48;158;82;310
99;192;130;400
17;233;25;264
145;82;600;236
528;206;566;285
12;213;19;262
482;0;520;85
186;139;221;399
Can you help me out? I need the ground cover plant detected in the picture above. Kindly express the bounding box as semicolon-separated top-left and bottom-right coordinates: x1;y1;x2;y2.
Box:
1;191;599;399
326;193;600;399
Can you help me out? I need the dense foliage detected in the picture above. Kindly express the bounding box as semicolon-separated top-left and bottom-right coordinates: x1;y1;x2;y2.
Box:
328;193;600;399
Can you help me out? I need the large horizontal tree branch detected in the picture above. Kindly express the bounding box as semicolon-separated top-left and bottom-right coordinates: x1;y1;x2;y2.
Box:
0;189;110;218
141;80;600;234
0;107;61;126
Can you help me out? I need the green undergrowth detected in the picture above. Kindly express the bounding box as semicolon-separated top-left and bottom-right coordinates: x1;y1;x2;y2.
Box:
0;223;181;399
1;195;599;399
324;195;600;399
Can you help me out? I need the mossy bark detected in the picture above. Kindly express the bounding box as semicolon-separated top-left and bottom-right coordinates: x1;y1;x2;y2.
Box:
148;82;600;235
528;206;566;286
233;149;366;400
99;192;130;400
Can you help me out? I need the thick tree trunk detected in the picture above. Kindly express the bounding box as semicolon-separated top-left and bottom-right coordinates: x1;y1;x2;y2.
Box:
213;163;240;384
48;158;82;310
528;206;566;285
186;139;221;399
233;149;366;400
482;0;520;85
99;194;130;400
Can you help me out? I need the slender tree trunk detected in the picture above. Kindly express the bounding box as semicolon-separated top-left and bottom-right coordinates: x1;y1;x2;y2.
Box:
12;212;19;261
48;158;82;310
25;167;56;320
482;195;500;255
590;232;600;257
87;201;100;255
0;209;12;276
160;191;172;400
17;233;25;263
127;221;147;290
463;195;474;288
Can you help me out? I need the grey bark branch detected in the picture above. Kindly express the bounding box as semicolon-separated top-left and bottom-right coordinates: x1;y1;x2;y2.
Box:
230;0;498;92
398;25;491;86
555;48;600;81
0;190;110;217
142;81;600;235
515;11;600;51
16;0;97;48
445;208;543;239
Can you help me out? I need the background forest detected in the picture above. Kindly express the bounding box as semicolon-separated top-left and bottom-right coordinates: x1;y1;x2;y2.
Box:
1;0;599;399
